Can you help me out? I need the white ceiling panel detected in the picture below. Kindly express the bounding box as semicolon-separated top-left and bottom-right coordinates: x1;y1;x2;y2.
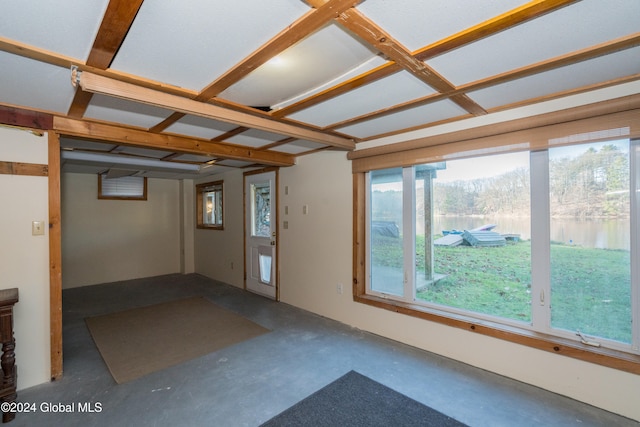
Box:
216;159;255;168
198;164;236;175
138;170;191;180
165;115;238;140
110;0;310;90
0;0;109;59
468;47;640;110
220;23;379;108
226;129;286;148
172;154;215;163
427;0;640;86
85;95;173;129
286;71;437;127
337;99;467;139
270;55;388;111
61;164;105;175
272;140;326;154
357;0;527;52
60;138;116;152
0;54;75;114
114;146;171;159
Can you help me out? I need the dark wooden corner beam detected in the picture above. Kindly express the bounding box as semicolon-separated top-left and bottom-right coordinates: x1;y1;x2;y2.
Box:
0;106;53;130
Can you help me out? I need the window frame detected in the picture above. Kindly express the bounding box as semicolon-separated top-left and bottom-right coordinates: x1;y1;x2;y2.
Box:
351;97;640;375
97;173;147;200
196;180;224;230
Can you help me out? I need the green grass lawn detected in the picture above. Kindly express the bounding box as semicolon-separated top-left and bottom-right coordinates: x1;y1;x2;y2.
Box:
372;235;632;343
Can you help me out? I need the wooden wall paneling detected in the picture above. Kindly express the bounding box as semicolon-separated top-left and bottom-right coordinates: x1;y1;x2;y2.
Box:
0;162;48;176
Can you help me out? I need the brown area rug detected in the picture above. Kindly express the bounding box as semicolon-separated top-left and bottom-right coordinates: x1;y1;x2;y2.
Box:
85;297;269;384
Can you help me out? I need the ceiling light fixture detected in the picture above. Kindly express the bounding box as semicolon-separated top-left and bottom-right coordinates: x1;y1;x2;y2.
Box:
70;67;355;151
61;150;201;172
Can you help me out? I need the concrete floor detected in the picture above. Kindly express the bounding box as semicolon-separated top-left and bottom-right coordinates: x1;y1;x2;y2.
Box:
14;274;637;426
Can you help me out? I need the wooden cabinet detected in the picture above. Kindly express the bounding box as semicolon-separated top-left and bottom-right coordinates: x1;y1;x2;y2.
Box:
0;289;18;423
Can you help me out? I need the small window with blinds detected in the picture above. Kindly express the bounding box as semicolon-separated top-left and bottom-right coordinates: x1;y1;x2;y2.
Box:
196;180;224;230
98;174;147;200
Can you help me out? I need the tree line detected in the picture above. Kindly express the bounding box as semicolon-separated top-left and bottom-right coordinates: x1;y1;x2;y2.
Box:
373;144;630;221
433;144;629;218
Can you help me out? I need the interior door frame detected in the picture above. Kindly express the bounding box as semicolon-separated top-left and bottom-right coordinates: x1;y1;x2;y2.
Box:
243;167;279;300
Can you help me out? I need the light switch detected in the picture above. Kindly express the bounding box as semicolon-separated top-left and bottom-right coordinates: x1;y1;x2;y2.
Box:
303;205;309;215
32;221;45;236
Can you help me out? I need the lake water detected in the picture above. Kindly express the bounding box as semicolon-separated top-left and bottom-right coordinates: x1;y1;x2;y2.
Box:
431;216;630;250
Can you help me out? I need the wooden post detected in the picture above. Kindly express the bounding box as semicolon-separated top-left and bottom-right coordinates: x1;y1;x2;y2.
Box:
423;170;435;281
48;132;63;381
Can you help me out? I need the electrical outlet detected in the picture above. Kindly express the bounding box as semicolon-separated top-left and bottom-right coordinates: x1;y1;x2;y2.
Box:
32;221;45;236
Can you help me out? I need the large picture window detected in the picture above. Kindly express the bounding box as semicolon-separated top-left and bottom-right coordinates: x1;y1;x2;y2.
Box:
362;138;639;364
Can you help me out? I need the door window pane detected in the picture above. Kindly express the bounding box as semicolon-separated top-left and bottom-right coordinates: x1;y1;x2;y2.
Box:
549;140;632;343
252;183;271;237
370;168;404;296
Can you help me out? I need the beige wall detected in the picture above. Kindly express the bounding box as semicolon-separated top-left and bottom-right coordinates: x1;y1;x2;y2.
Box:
276;151;640;421
0;127;51;390
61;173;182;288
194;171;244;288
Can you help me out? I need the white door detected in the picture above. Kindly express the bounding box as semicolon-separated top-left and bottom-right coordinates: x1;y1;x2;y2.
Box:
245;170;277;299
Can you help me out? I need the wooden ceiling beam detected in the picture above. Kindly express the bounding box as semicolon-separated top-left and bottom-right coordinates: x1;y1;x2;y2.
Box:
67;0;145;118
0;37;199;98
0;36;75;68
212;127;251;142
150;0;361;134
456;32;640;95
0;105;53;130
274;0;579;118
196;0;361;102
322;32;640;131
86;0;144;69
413;0;579;61
336;9;487;116
53;117;296;167
74;71;355;150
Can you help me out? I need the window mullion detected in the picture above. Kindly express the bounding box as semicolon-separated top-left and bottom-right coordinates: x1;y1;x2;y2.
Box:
530;150;551;332
631;139;640;352
403;167;416;302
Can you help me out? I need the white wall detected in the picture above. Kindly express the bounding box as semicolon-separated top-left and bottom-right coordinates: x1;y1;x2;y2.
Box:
0;127;50;390
194;170;245;288
61;173;182;288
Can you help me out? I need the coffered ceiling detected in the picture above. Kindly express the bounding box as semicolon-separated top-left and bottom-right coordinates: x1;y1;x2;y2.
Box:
1;0;638;179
